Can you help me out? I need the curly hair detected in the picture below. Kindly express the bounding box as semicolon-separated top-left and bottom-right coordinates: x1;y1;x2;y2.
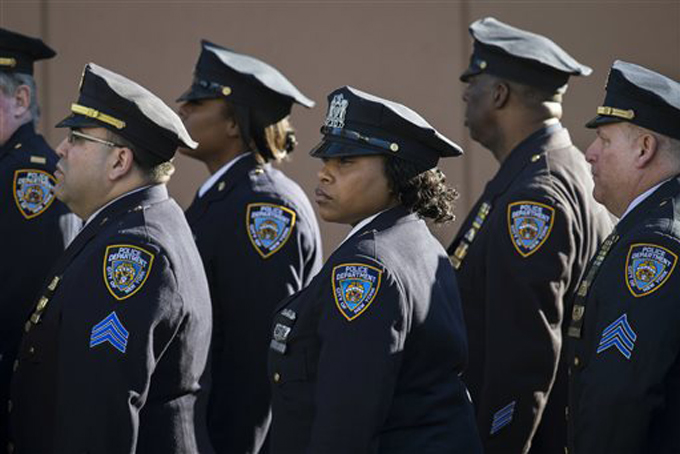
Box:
383;157;458;224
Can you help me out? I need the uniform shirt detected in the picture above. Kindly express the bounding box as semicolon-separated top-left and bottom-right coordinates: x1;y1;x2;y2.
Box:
9;185;213;454
568;176;680;453
0;122;79;450
447;123;613;453
185;153;322;454
268;206;482;454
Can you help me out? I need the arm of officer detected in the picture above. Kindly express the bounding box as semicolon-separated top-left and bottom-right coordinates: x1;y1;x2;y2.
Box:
53;242;187;452
308;259;406;453
574;235;680;452
479;199;573;452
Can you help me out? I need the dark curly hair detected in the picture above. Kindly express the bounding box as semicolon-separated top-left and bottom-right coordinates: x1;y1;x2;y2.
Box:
383;157;458;224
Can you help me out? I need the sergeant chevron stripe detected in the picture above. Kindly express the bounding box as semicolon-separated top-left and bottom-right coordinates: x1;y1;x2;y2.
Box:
490;400;516;435
90;311;129;354
597;313;637;359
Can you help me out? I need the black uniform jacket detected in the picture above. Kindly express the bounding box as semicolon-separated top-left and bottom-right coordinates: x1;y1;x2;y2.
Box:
268;206;482;454
447;123;613;453
0;123;79;449
568;176;680;453
185;154;322;454
9;185;213;454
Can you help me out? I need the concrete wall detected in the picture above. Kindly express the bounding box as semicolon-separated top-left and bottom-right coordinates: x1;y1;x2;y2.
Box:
3;0;679;255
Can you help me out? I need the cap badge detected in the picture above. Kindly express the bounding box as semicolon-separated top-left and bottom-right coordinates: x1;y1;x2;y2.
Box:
324;93;348;128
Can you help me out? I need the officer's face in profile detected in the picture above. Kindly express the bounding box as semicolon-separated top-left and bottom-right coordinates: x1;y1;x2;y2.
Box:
177;98;236;162
585;122;639;216
315;155;397;226
54;127;115;218
462;73;498;148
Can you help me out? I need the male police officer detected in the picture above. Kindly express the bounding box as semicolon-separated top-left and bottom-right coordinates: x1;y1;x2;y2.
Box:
8;63;213;454
447;17;612;452
0;28;79;450
177;41;322;453
568;61;680;453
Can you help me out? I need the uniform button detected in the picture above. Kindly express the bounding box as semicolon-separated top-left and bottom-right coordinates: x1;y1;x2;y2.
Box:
7;442;14;454
24;321;31;333
531;154;541;162
574;356;580;367
28;347;35;355
273;372;281;383
12;360;18;372
7;400;12;414
565;406;569;420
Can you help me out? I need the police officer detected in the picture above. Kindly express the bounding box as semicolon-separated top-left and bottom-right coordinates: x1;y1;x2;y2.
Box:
8;63;213;453
446;17;613;452
268;86;482;453
568;61;680;453
177;40;322;453
0;28;79;450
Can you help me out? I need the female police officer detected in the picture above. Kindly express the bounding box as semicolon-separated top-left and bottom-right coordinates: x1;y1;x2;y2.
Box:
267;86;482;453
177;40;323;453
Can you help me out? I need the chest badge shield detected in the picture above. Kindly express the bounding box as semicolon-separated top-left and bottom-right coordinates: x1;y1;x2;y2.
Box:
246;203;296;259
13;169;57;219
103;245;155;300
332;263;382;321
507;201;555;257
625;243;677;297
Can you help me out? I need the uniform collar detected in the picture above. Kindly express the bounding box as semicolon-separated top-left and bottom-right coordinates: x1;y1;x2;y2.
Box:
0;121;36;155
85;184;168;228
485;122;570;198
198;152;252;198
616;176;680;235
335;205;416;250
619;178;671;221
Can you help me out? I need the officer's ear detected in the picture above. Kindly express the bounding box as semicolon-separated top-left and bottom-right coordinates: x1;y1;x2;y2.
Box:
108;146;135;181
491;80;509;109
634;131;659;169
12;85;31;119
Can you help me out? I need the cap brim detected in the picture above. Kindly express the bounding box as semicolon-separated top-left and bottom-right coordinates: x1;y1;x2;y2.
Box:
309;139;385;159
176;85;220;103
55;114;104;129
460;65;483;82
585;115;625;129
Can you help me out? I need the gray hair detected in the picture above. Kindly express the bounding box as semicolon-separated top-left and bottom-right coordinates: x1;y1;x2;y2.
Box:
625;123;680;165
0;72;40;122
106;130;175;184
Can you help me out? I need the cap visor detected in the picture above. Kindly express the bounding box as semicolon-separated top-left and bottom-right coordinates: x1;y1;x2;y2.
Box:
309;139;385;159
176;85;219;103
585;115;624;129
460;65;482;82
55;114;103;129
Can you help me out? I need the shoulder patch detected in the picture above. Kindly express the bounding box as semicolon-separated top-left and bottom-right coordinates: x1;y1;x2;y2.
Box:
13;169;57;219
246;203;296;258
103;245;155;300
625;243;677;297
332;263;382;321
507;201;555;257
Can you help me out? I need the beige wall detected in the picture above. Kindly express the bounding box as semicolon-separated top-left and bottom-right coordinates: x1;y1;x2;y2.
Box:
4;0;679;255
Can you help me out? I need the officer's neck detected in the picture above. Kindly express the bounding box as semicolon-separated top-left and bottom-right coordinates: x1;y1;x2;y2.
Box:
492;117;558;163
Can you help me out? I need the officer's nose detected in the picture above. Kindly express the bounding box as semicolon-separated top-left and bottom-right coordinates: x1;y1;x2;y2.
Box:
584;137;599;164
55;137;69;158
317;161;332;184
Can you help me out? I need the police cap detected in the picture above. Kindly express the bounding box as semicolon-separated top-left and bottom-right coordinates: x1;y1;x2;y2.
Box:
310;86;462;172
0;27;55;75
177;40;314;125
585;60;680;141
461;17;592;91
56;63;197;166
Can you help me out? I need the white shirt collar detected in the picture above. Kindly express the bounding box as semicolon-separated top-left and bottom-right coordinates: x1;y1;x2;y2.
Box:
335;210;387;251
619;179;670;221
198;152;251;198
84;185;151;227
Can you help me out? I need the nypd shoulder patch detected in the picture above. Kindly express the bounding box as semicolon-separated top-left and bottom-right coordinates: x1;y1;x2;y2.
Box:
507;201;555;257
13;169;57;219
246;203;296;259
332;263;382;321
625;243;678;297
103;244;155;300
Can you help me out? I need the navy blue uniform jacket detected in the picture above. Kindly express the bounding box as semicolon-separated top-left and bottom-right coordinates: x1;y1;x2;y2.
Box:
568;176;680;453
0;123;79;450
268;206;482;454
447;124;613;453
9;185;213;454
185;154;322;454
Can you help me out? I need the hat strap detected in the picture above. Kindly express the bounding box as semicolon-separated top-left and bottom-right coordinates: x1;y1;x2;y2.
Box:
71;103;126;129
0;57;17;68
597;106;635;120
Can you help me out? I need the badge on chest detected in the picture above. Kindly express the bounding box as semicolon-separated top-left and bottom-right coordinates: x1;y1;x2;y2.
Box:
13;169;57;219
332;263;382;321
103;244;155;300
246;203;296;259
507;201;555;257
